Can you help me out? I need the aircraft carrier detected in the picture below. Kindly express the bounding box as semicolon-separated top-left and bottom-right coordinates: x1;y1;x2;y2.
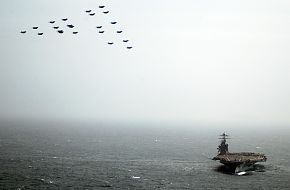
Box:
212;133;267;174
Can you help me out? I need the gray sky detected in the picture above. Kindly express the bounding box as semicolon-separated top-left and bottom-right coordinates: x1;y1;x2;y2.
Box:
1;0;290;126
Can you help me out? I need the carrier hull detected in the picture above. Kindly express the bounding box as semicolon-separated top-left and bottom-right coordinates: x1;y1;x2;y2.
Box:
213;152;267;173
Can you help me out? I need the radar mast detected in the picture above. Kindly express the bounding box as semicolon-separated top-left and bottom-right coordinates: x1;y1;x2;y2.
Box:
218;132;229;155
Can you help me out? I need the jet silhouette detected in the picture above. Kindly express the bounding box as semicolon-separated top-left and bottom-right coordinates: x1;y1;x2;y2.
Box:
89;13;95;16
99;6;105;8
62;18;68;21
96;26;102;29
103;11;109;14
49;21;55;24
98;31;105;33
20;31;26;34
85;10;92;13
111;22;117;24
123;40;129;42
67;24;74;28
116;31;122;33
53;26;59;29
108;42;114;45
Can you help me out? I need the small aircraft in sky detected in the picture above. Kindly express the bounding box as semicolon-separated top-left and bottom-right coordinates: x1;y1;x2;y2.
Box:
67;24;74;28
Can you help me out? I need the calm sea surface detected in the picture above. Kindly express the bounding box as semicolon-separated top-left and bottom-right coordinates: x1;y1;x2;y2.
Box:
0;121;290;189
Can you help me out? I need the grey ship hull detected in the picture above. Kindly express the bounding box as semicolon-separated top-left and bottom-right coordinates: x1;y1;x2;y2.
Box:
213;152;267;173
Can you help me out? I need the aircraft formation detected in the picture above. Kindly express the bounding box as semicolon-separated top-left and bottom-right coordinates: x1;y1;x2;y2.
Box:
20;5;133;50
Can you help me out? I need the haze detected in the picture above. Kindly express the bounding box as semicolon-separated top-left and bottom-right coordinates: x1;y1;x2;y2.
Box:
1;0;290;127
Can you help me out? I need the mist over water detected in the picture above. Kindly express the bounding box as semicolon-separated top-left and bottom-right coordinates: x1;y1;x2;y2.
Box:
0;120;289;189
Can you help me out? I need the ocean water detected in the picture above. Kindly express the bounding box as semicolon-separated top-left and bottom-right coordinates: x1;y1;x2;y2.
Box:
0;121;290;189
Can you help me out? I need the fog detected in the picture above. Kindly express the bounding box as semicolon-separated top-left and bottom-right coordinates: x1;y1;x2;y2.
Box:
1;0;290;127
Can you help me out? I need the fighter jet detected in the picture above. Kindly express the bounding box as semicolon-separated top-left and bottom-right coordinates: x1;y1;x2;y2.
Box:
98;31;105;33
49;21;55;24
99;6;105;8
20;31;26;34
103;11;109;14
123;40;129;42
62;18;68;21
127;46;133;49
108;42;114;45
116;31;123;33
89;13;95;16
111;22;117;24
85;10;92;13
67;24;74;28
73;32;78;34
38;33;44;35
57;30;64;34
32;27;38;29
96;26;102;29
53;26;59;29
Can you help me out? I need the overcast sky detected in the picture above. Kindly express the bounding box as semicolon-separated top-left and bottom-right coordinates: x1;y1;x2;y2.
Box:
0;0;290;126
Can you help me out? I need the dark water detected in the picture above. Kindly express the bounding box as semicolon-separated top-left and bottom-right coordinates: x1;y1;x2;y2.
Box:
0;121;290;189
